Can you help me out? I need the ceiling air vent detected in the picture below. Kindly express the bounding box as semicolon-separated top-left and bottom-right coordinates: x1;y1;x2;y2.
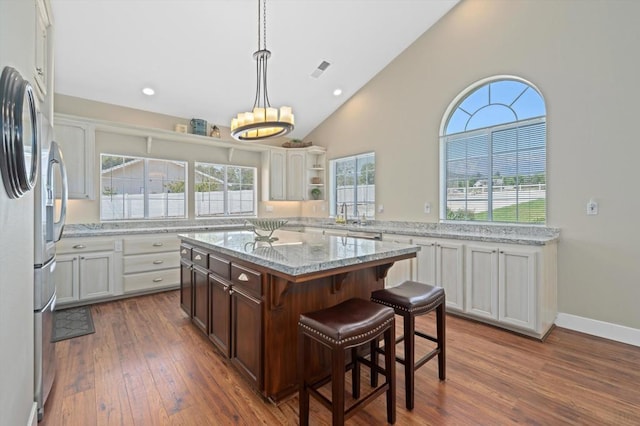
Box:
310;61;331;78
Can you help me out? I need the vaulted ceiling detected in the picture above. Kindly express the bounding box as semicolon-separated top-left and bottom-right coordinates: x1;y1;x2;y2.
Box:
52;0;459;139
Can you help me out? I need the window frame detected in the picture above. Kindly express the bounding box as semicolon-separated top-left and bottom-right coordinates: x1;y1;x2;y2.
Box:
100;153;188;221
329;152;375;220
439;76;547;224
194;162;257;218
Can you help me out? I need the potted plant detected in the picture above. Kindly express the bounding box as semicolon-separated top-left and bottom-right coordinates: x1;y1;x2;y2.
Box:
310;187;322;200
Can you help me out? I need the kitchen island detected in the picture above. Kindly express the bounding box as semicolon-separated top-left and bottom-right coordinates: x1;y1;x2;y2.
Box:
178;229;419;403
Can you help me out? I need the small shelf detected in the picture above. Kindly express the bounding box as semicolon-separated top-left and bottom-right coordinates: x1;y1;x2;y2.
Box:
309;167;325;171
309;183;324;187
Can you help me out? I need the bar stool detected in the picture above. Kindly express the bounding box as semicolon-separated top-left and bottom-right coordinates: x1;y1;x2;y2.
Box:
370;281;445;410
298;298;396;425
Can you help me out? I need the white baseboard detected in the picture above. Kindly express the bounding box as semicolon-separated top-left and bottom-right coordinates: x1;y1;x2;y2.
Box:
27;402;37;426
555;313;640;347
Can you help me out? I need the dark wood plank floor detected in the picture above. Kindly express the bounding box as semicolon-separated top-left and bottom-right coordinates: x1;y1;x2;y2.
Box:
41;290;640;425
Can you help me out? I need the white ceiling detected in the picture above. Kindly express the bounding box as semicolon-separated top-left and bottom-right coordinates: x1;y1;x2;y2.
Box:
51;0;459;139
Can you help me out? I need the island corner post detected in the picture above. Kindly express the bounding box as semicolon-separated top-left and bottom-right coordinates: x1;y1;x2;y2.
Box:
261;253;415;402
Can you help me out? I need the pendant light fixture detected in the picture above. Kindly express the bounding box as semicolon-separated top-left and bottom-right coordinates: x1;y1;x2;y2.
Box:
230;0;294;141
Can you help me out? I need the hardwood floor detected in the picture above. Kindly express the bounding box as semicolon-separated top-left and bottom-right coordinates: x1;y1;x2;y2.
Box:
42;290;640;425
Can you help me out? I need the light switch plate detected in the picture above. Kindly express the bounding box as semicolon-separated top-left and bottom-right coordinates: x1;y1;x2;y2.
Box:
424;202;431;214
587;199;598;215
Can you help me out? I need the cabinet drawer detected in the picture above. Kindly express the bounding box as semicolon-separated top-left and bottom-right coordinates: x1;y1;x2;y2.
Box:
209;254;230;280
231;263;262;296
123;235;179;255
192;248;209;269
180;244;192;260
123;251;180;274
123;268;180;293
57;238;115;254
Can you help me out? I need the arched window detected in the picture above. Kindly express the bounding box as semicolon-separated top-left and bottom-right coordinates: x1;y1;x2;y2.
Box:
441;77;546;223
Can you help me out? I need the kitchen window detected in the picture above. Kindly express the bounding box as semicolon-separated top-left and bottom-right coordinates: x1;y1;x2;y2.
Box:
100;154;187;220
329;152;375;220
441;78;546;223
195;162;256;217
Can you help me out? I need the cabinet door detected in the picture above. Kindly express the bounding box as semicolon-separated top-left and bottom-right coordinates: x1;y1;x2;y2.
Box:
382;234;414;288
286;150;305;200
192;265;209;333
269;149;286;201
54;254;79;304
53;118;95;199
437;240;465;312
209;274;231;357
78;252;114;300
465;244;499;320
180;259;193;317
415;238;464;311
498;246;537;331
231;286;262;389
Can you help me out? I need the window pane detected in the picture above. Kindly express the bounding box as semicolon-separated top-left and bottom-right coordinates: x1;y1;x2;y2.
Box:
443;79;546;224
100;154;186;221
148;159;185;219
195;162;256;217
331;153;375;220
100;155;144;220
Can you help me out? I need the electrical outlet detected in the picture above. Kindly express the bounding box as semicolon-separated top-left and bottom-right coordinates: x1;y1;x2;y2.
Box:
378;204;384;213
424;202;431;214
587;199;598;215
114;240;122;252
265;205;274;212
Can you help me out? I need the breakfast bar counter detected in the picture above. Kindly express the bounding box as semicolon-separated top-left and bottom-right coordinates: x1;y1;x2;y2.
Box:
178;229;419;402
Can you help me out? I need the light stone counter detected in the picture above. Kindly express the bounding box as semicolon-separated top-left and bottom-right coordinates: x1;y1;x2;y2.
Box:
63;217;559;245
179;229;419;277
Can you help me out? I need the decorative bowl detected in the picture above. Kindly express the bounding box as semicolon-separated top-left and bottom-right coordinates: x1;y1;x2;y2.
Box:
245;219;288;242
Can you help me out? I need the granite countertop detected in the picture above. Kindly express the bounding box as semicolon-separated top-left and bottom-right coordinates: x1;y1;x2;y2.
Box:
179;229;419;277
62;217;559;246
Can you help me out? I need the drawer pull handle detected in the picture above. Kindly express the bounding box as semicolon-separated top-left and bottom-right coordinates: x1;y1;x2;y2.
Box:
229;289;235;295
181;249;187;254
153;278;163;282
238;273;249;282
72;244;86;249
153;260;164;265
152;242;164;247
195;254;202;260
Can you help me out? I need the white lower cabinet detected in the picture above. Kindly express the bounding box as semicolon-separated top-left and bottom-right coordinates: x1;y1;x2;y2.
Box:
55;251;115;304
122;234;181;294
414;238;464;311
465;242;555;337
382;234;414;288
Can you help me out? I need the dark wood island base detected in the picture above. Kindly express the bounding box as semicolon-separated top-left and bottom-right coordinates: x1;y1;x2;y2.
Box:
178;230;418;403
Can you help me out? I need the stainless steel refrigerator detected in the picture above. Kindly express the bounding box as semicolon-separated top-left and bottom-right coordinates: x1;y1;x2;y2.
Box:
34;114;68;421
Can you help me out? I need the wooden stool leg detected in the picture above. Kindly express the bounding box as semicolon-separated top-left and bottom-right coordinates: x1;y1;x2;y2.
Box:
331;347;346;425
352;347;360;399
384;325;396;424
404;313;415;410
437;303;446;380
370;338;379;387
298;329;310;426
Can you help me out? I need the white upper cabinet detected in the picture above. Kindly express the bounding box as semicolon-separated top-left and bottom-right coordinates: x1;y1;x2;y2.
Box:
34;0;51;101
286;150;306;201
262;146;325;201
53;116;96;200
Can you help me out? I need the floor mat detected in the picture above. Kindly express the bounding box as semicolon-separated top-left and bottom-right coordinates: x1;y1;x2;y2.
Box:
52;306;95;342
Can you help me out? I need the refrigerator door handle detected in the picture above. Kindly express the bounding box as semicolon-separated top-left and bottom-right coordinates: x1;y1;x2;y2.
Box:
47;140;68;242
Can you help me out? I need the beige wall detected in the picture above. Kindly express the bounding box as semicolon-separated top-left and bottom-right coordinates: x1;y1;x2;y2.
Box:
306;0;640;330
56;94;303;222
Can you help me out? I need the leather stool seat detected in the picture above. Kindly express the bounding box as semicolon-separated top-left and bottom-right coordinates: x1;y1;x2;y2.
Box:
298;298;396;425
371;281;446;410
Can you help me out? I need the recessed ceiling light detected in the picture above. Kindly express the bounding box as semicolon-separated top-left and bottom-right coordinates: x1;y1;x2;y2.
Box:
142;87;155;96
333;88;343;97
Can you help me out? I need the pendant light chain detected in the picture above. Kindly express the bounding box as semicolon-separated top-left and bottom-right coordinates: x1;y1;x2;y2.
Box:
230;0;294;141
